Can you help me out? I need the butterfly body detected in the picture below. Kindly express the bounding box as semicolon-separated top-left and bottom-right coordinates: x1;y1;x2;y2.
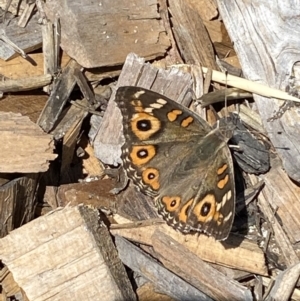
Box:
115;86;235;240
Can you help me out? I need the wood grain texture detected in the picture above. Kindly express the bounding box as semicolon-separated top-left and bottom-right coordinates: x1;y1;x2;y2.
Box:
0;13;42;60
0;174;38;237
111;216;268;276
168;0;218;69
0;206;136;301
0;112;57;173
152;230;253;301
0;52;70;79
37;59;79;132
262;166;300;244
217;0;300;182
0;74;52;93
0;0;26;15
43;0;170;68
115;235;213;301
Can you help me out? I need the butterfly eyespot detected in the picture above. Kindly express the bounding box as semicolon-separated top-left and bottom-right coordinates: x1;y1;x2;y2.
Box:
161;196;181;211
142;168;160;190
130;145;156;166
131;113;161;140
201;202;211;216
193;194;217;222
137;119;151;131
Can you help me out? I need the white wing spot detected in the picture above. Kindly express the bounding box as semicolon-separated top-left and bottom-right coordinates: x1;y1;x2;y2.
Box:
150;103;164;109
133;90;145;98
157;98;167;105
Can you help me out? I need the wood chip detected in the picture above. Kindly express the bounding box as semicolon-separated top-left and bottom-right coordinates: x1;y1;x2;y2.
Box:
0;174;39;237
0;74;52;93
262;165;300;244
37;59;80;132
111;216;267;275
0;12;42;60
0;206;136;301
265;262;300;301
0;112;57;173
43;0;170;68
115;235;214;301
152;230;253;301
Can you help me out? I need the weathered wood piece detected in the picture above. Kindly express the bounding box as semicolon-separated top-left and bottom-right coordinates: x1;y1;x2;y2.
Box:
0;174;38;237
38;59;80;132
137;282;176;301
93;52;193;165
18;1;36;28
168;0;218;69
0;93;47;123
0;206;136;301
59;99;89;181
0;266;27;300
115;235;214;301
111;217;268;275
49;99;87;141
41;19;59;93
262;165;300;244
0;52;70;79
0;0;26;16
115;182;160;222
0;74;52;93
265;262;300;301
217;0;300;182
253;173;299;267
80;136;104;177
0;12;42;60
152;230;253;301
57;179;116;210
0;112;57;173
74;69;96;105
43;0;170;68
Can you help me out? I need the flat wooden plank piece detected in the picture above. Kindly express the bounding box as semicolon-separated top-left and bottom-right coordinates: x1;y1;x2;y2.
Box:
0;112;57;173
0;12;42;60
0;206;136;301
111;217;268;276
44;0;170;68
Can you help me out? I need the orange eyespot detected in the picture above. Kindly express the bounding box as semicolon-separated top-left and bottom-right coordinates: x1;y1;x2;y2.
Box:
131;113;161;140
193;194;216;222
161;196;181;211
142;168;160;190
129;145;156;166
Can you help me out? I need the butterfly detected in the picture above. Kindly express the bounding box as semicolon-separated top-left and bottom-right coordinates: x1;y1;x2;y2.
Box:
115;86;235;240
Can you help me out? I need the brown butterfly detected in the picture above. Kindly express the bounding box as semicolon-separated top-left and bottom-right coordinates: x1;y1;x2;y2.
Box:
115;86;235;240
